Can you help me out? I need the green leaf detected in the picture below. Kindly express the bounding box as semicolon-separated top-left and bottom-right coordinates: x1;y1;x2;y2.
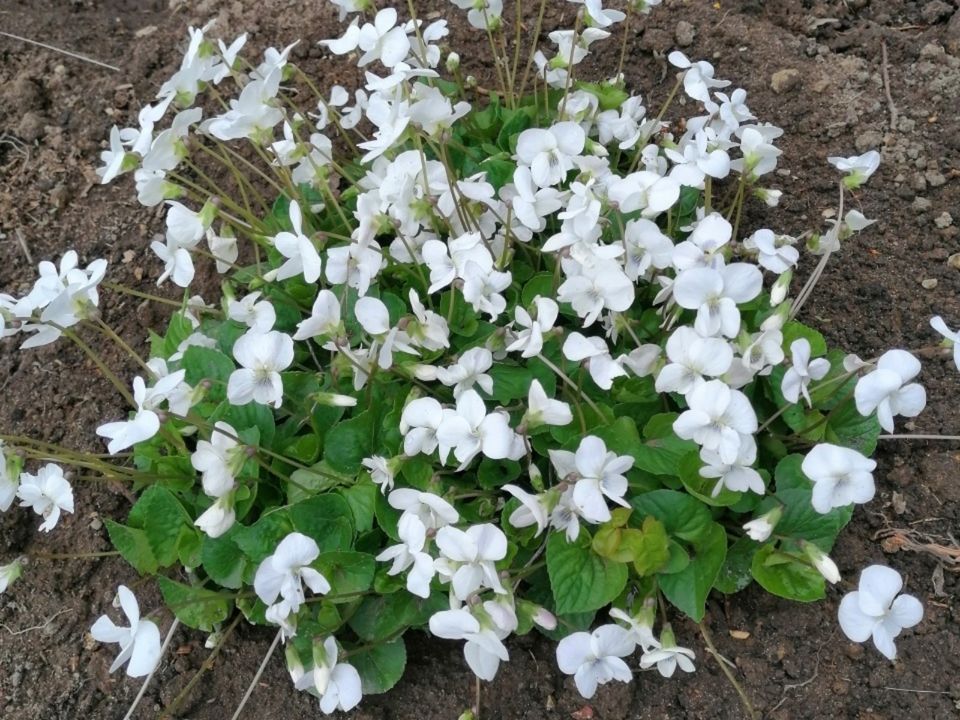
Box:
315;551;376;599
351;638;407;695
487;361;555;403
182;346;234;402
630;489;712;543
105;520;158;575
288;460;353;504
349;593;439;641
658;522;727;621
128;485;191;568
713;536;757;594
324;411;376;474
521;272;556;308
825;400;881;455
546;531;628;615
340;477;377;533
750;544;825;602
157;576;231;631
631;517;671;576
781;321;828;358
632;414;698;476
201;530;247;590
233;512;294;564
223;401;276;448
772;455;852;550
477;458;521;488
289;494;354;551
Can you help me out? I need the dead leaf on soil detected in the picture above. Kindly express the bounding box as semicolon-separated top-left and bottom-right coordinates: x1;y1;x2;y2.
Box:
729;629;751;640
875;527;960;569
570;706;594;720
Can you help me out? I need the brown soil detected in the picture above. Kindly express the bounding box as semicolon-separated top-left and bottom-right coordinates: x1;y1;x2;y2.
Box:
1;0;959;718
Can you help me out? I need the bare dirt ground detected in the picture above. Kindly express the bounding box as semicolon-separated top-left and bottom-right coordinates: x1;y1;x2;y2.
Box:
1;0;959;718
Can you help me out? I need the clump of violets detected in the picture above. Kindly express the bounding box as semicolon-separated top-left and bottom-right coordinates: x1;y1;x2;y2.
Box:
0;0;942;713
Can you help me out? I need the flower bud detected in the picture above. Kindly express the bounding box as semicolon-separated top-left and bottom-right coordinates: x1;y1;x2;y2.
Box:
770;270;792;306
755;188;783;207
802;541;840;584
742;506;782;542
445;52;460;73
0;558;24;594
313;391;358;408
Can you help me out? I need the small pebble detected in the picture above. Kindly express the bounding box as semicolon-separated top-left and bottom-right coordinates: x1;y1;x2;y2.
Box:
770;68;801;94
921;278;939;289
675;20;696;47
934;211;953;228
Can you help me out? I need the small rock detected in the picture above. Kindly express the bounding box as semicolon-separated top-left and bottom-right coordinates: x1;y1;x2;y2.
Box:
948;11;960;55
640;27;672;53
1;76;43;113
925;169;947;187
845;643;864;660
770;68;801;94
911;173;928;192
16;112;46;142
921;0;953;24
675;20;696;47
935;211;954;228
912;196;932;213
947;252;960;269
854;129;883;153
921;278;939;289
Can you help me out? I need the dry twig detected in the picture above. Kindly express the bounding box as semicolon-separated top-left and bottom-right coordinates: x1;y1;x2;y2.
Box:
880;40;898;131
0;30;120;72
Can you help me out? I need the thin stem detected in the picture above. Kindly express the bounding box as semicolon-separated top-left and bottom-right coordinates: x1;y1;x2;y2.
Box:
537;354;603;416
29;550;120;560
230;629;283;720
123;619;181;720
879;434;960;441
517;0;549;100
162;614;242;719
63;328;134;406
699;621;757;720
791;181;844;320
92;317;152;375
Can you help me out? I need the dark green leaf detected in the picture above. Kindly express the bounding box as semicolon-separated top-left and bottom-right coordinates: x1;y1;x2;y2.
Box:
546;531;628;615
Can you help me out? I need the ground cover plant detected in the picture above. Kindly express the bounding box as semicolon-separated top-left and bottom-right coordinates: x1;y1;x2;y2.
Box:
0;0;949;716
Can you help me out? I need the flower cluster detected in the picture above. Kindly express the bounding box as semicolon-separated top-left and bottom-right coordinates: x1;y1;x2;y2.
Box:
0;0;938;711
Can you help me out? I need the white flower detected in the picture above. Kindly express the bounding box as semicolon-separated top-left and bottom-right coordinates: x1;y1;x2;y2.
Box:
854;349;926;432
501;484;550;537
524;379;573;428
672;264;763;338
838;565;923;660
388;489;459;530
429;608;510;681
436;347;494;398
673;380;757;464
505;296;558;358
801;443;876;514
557;260;635;328
254;533;331;630
294;290;342;341
668;51;730;103
434;523;508;599
436;390;518;467
400;397;445;457
207;226;238;273
609;606;658;652
607;171;680;217
655;326;733;396
361;455;395;494
744;229;798;274
96;372;185;454
227;292;276;334
640;634;696;678
782;338;831;406
930;316;960;371
516;122;585;188
294;635;363;715
699;435;764;496
194;494;236;538
509;166;564;232
556;625;635;699
562;332;627;390
375;513;436;598
90;585;162;678
623;218;674;280
293;636;363;714
191;421;244;497
97;125;133;183
227;330;294;408
828;150;880;188
266;201;322;284
17;463;74;532
548;436;632;524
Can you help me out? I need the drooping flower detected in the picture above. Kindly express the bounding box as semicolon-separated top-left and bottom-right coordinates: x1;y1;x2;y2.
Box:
930;316;960;371
523;379;573;429
291;636;363;714
639;626;696;678
429;607;510;681
742;506;782;542
266;200;322;283
96;372;186;454
781;338;831;406
556;624;635;698
191;421;245;498
828;150;880;189
838;565;923;660
90;585;162;678
16;463;74;533
854;349;926;432
0;443;21;512
801;443;876;514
